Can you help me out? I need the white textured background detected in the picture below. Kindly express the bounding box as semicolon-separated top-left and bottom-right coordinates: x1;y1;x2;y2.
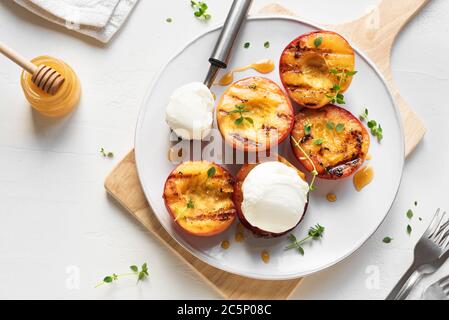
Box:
0;0;448;299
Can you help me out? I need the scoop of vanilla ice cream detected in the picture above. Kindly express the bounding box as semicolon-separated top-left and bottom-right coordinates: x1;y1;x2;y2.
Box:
165;82;215;140
241;161;309;234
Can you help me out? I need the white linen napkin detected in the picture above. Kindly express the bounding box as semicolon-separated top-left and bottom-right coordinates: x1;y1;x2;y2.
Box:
14;0;139;43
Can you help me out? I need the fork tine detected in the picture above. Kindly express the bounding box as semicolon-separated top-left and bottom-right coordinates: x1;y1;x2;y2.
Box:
434;212;447;239
435;215;449;241
441;236;449;250
427;208;443;238
429;211;446;240
438;222;449;247
435;216;449;239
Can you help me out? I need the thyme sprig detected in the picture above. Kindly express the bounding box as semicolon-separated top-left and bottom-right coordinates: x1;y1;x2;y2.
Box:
285;224;325;255
100;147;114;158
359;108;383;141
326;69;357;104
230;105;253;126
95;263;149;288
191;1;211;20
291;135;318;191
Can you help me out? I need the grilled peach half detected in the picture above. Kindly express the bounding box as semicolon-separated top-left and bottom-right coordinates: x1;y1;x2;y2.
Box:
280;31;356;109
216;77;294;152
233;155;308;238
163;161;236;236
291;104;370;179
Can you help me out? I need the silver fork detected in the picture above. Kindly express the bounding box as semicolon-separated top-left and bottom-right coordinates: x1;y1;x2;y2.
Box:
386;208;449;300
422;275;449;300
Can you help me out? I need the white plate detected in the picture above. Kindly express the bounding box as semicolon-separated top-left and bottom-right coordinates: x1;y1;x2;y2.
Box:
135;16;404;280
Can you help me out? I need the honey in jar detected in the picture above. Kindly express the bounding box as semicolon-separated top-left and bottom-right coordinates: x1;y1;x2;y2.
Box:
21;56;81;117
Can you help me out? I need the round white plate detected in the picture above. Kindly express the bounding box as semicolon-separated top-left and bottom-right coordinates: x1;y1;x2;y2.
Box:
135;16;404;280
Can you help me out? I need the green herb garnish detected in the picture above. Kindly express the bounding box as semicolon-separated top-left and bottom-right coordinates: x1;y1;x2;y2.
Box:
244;42;250;49
191;1;211;20
335;123;345;133
414;201;418;206
406;209;413;220
325;121;344;133
166;18;173;23
383;237;393;244
407;224;412;235
368;120;383;142
367;120;377;128
360;108;369;121
264;41;270;48
314;36;323;48
230;105;253;126
326;69;357;105
304;123;312;135
285;224;325;255
100;148;114;158
95;263;149;288
187;199;194;209
291;136;318;191
207;166;216;178
360;108;383;142
314;138;324;145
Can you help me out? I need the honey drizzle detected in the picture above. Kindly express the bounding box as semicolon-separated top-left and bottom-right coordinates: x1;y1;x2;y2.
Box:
261;250;270;264
353;165;374;191
221;240;230;249
235;232;244;243
218;59;275;86
326;193;337;202
235;223;245;242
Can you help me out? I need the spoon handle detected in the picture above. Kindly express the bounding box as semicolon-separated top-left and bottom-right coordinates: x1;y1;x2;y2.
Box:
204;0;252;87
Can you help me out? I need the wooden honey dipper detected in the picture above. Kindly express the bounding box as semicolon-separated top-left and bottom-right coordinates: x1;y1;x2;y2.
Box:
0;41;65;95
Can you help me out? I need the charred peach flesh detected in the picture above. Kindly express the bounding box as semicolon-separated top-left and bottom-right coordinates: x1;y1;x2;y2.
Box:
216;77;294;152
291;104;370;179
163;161;236;236
280;31;356;109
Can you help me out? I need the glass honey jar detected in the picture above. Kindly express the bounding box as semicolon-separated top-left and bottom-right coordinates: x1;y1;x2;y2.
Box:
20;56;81;117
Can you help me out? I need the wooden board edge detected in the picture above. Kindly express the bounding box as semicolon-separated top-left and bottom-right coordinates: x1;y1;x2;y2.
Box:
104;161;229;299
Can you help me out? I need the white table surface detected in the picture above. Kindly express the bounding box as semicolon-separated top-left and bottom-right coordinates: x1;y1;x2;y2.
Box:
0;0;448;300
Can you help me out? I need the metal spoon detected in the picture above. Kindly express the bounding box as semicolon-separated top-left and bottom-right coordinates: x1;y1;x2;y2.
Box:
204;0;253;88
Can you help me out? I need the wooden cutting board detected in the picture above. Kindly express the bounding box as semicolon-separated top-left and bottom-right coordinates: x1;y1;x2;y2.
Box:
105;0;428;300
